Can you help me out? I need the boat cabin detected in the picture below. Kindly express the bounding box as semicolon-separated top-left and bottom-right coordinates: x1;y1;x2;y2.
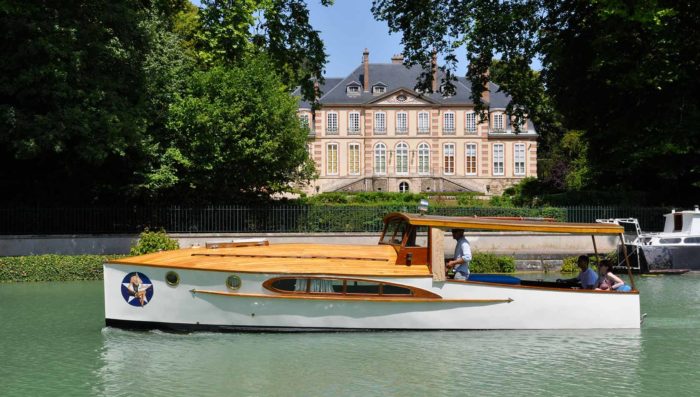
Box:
379;212;635;288
663;207;700;236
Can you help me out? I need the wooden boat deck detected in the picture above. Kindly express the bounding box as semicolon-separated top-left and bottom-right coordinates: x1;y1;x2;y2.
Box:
109;244;431;277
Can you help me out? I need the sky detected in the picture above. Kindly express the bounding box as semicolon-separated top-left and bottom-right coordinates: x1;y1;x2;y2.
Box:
190;0;469;78
190;1;537;78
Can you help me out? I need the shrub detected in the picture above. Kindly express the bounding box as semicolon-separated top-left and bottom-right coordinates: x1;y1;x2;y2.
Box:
561;255;603;273
560;256;580;273
130;229;179;255
0;255;122;282
470;252;516;273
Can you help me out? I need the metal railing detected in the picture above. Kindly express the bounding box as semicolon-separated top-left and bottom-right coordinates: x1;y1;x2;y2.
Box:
0;205;671;235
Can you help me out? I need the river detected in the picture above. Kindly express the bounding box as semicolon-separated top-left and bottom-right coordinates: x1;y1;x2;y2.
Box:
1;274;699;396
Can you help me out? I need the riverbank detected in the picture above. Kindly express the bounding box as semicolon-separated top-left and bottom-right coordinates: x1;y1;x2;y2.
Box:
0;255;118;282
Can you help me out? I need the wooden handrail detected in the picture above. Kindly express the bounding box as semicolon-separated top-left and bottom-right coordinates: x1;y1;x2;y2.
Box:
190;289;513;303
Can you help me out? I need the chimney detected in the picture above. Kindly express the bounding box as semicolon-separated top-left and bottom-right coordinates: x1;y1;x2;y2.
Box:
391;53;403;64
431;52;438;92
363;48;370;92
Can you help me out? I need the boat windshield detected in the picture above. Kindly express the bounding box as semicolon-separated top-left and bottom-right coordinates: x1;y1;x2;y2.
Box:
380;218;408;245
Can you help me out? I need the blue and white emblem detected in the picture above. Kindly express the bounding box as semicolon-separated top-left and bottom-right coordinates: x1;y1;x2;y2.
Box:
121;272;154;307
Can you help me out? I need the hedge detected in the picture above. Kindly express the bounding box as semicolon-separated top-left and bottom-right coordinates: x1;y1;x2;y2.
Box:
0;255;121;282
470;252;516;273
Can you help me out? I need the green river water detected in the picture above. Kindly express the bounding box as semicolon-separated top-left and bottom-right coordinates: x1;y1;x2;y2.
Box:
1;274;700;397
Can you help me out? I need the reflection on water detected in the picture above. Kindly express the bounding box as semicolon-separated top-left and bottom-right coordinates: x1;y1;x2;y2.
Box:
95;328;643;397
2;275;700;396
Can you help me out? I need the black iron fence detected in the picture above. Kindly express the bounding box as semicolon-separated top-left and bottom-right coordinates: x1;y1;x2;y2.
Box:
0;205;671;235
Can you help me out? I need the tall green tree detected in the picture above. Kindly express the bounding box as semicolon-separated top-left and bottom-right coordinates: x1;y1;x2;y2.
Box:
198;0;330;102
372;0;700;205
146;55;316;202
0;1;156;204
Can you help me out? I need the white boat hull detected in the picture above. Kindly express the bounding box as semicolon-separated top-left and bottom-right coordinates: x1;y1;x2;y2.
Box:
104;264;641;331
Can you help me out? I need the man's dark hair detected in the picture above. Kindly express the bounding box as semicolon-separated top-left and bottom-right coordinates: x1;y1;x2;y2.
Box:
577;255;589;264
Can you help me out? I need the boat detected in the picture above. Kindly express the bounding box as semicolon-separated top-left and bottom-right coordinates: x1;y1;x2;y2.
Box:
104;213;641;331
597;206;700;273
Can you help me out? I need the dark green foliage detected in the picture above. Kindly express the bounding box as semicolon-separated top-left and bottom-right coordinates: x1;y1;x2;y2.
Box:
0;255;120;282
560;256;581;273
471;253;516;274
372;0;700;205
0;1;327;205
155;56;316;202
198;0;329;102
130;229;179;255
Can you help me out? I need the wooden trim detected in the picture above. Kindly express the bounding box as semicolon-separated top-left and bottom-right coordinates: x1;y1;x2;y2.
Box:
446;280;640;294
261;276;441;299
107;260;425;277
191;289;512;303
384;212;625;235
205;241;269;249
191;253;390;262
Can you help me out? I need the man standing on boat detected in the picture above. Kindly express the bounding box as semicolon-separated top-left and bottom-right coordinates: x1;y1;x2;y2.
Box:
447;228;472;280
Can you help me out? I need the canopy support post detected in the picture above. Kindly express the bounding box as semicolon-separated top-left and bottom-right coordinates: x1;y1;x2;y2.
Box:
591;235;600;264
619;233;636;291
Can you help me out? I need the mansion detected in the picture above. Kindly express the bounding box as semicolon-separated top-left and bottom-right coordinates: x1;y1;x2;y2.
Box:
296;50;537;195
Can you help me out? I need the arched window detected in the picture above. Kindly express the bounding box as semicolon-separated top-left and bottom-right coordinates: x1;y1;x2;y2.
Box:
395;142;408;174
399;182;409;193
418;143;430;175
374;143;386;174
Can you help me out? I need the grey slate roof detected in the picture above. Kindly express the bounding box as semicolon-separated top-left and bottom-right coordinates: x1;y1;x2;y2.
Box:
293;78;343;109
303;63;512;108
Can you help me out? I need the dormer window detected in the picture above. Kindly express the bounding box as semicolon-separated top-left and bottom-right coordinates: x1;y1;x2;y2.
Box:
372;82;387;95
346;81;362;96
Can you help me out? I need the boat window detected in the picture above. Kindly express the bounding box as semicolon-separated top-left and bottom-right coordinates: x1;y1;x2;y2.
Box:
381;219;408;245
382;284;411;295
264;277;428;297
659;238;681;244
165;271;180;287
270;278;297;292
674;214;683;231
684;237;700;244
405;226;428;247
226;275;242;290
346;280;381;294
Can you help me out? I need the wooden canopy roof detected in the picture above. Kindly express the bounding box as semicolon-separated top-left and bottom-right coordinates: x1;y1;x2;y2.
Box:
109;244;430;277
385;213;625;235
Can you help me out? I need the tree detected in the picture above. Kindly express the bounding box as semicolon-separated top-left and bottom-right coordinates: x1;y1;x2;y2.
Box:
198;0;330;102
145;55;316;203
0;1;156;204
372;0;700;205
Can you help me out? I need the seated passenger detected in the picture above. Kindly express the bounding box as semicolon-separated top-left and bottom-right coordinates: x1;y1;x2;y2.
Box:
557;255;598;289
596;260;632;292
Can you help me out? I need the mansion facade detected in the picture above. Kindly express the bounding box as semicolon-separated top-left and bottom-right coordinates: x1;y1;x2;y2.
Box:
296;50;537;195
